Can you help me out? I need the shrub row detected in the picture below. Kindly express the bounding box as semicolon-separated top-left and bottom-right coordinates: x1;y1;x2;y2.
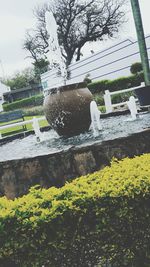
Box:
88;72;144;94
93;91;134;106
0;154;150;266
3;94;44;112
22;106;44;116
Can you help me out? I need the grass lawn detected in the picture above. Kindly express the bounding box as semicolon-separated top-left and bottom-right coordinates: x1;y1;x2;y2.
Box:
0;105;105;137
0;116;49;137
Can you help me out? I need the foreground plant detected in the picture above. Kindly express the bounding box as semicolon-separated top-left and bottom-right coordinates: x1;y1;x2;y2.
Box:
0;154;150;266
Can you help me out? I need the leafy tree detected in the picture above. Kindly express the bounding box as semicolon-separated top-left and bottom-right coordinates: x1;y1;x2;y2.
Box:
3;68;36;90
32;58;50;82
24;0;127;67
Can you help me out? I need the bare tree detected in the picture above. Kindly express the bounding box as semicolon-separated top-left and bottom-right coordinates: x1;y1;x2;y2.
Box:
24;0;127;67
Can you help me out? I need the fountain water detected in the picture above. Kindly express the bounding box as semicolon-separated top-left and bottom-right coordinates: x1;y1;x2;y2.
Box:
32;117;42;142
0;111;150;162
126;96;138;121
90;101;102;136
45;11;67;86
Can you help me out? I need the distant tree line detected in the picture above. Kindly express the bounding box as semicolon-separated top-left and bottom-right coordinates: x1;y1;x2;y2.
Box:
2;68;37;90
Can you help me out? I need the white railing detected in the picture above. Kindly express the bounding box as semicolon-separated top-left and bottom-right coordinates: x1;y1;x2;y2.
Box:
0;116;46;139
104;83;144;113
0;95;4;113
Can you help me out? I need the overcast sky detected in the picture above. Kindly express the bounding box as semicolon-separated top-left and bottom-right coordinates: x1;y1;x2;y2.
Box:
0;0;149;78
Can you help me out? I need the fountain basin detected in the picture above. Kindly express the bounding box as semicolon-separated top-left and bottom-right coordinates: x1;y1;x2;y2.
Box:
0;112;150;199
43;82;93;136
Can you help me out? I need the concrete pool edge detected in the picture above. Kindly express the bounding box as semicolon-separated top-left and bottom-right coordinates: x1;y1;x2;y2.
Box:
0;127;150;199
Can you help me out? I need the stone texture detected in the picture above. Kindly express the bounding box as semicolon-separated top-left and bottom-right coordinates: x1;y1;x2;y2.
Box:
74;151;96;176
0;129;150;199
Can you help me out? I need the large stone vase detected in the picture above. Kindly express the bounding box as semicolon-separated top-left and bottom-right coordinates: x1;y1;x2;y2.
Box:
43;82;93;137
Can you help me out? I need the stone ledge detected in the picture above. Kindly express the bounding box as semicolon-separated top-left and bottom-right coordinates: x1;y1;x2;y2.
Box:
0;128;150;199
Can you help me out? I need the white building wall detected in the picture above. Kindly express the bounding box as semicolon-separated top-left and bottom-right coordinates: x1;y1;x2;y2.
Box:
0;82;10;112
0;81;10;95
41;35;150;91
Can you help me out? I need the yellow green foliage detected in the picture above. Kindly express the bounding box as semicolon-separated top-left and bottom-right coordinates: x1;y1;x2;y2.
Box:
0;154;150;266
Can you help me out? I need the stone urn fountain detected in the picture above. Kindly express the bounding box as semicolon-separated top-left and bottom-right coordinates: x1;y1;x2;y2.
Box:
43;11;93;136
44;82;93;136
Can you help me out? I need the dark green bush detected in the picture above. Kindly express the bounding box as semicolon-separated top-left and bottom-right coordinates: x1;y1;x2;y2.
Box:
88;79;109;93
111;91;135;104
83;74;92;84
3;94;44;112
22;106;44;116
93;92;135;106
0;154;150;267
93;94;104;105
130;62;143;74
107;75;139;92
88;72;144;94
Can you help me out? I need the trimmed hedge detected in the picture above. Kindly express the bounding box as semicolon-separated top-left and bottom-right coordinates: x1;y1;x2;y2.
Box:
0;154;150;266
88;72;144;94
93;91;134;106
3;94;44;112
22;106;44;116
88;79;109;93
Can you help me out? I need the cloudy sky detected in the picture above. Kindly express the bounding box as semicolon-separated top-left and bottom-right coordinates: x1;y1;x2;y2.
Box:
0;0;149;78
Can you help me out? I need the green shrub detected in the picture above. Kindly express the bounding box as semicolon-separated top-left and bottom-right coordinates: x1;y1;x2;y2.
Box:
83;74;92;84
98;105;106;113
111;91;135;104
93;92;134;106
0;154;150;266
88;79;109;93
130;62;143;74
22;106;44;116
3;94;44;112
88;73;144;94
93;94;104;105
106;73;143;92
107;75;137;91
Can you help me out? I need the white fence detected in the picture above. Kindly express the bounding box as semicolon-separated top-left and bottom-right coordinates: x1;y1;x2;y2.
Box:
0;82;10;112
0;116;46;139
0;96;4;112
104;83;144;113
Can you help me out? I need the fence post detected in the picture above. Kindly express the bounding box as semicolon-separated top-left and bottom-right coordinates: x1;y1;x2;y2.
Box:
104;90;113;113
0;103;3;113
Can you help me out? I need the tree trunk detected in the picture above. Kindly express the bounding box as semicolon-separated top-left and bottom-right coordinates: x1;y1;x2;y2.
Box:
65;51;74;79
66;53;74;67
76;47;82;61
